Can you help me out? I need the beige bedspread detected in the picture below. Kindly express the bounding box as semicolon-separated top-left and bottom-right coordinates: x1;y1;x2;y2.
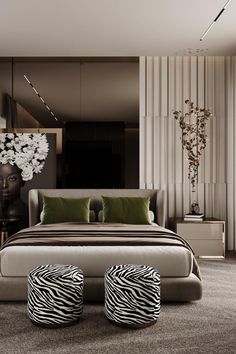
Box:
1;222;201;279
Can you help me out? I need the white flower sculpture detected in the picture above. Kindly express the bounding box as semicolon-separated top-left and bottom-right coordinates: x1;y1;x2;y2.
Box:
0;133;49;181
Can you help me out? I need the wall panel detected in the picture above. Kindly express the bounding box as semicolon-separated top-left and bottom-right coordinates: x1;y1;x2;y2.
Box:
140;56;236;251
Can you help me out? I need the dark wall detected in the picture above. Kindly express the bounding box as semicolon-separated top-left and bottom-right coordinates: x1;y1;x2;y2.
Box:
125;128;139;188
65;122;125;188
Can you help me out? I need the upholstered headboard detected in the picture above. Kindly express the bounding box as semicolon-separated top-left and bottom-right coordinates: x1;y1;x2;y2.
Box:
28;189;166;227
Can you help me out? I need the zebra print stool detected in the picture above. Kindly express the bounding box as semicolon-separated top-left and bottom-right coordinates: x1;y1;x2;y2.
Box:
27;264;84;328
105;264;160;328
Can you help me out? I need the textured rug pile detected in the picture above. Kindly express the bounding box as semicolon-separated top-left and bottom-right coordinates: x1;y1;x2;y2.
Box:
0;259;235;354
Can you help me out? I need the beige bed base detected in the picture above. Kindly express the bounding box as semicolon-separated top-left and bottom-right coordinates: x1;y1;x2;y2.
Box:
0;274;202;302
0;189;202;302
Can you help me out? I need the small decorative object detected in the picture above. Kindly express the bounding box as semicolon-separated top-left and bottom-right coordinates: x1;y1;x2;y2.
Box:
191;201;200;215
28;264;84;327
184;203;204;221
105;264;160;328
173;100;213;215
0;133;49;235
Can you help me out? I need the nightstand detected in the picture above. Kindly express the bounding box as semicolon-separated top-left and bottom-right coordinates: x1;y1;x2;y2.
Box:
169;218;225;259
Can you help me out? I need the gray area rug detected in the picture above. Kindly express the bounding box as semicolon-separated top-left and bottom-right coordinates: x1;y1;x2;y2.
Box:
0;259;236;354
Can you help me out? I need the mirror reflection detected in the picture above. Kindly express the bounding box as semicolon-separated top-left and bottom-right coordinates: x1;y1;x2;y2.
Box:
0;57;139;189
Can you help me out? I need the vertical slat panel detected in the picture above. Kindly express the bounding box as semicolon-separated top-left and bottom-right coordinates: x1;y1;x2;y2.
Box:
197;56;205;107
190;56;198;203
234;57;236;250
153;57;161;189
211;58;217;186
145;57;153;189
233;56;236;250
139;55;235;250
159;57;168;188
139;57;146;119
139;57;146;189
160;115;167;185
161;57;168;117
204;57;213;185
146;56;153;118
190;56;197;102
139;114;146;189
153;57;160;118
214;58;226;221
168;184;175;217
197;56;205;184
219;57;226;184
226;56;234;184
197;56;205;213
205;56;215;215
146;116;153;189
175;56;183;216
226;56;234;250
227;185;234;250
168;56;175;185
182;56;191;214
214;57;225;184
205;184;212;217
153;116;161;189
168;57;175;217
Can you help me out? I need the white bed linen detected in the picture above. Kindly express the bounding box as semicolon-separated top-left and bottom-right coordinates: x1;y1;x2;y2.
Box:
0;245;193;277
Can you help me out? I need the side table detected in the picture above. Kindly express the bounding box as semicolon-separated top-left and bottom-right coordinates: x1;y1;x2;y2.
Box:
169;218;225;259
0;218;19;247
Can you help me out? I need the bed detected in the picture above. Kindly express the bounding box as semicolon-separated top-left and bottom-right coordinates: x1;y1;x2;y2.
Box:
0;189;202;302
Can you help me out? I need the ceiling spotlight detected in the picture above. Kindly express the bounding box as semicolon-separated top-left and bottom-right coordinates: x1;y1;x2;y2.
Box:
24;74;59;122
200;0;232;41
183;48;209;55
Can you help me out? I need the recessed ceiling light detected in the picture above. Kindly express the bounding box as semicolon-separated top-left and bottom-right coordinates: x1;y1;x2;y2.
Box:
174;48;209;56
184;48;209;55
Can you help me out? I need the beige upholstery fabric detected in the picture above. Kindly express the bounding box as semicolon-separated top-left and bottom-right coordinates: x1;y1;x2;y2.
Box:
0;274;202;302
1;245;193;277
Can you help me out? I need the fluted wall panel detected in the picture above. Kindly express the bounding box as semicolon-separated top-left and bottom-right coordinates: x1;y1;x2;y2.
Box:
139;56;236;251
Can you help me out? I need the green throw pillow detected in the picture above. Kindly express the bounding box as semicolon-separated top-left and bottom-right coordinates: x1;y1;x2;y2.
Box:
102;196;151;224
41;196;90;224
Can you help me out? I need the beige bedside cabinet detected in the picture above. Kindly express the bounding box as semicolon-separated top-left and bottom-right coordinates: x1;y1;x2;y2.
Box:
169;218;225;259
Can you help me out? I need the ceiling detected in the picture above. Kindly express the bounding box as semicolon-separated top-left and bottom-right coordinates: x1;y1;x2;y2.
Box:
0;0;235;56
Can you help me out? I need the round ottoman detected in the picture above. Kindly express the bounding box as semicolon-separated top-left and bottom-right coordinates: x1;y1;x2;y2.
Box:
27;264;84;327
105;264;160;328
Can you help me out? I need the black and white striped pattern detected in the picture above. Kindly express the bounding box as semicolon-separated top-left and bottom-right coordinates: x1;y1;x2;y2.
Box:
105;264;160;327
27;264;83;327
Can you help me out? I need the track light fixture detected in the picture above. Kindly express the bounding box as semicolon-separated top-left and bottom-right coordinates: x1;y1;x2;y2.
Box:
200;0;232;41
24;74;59;122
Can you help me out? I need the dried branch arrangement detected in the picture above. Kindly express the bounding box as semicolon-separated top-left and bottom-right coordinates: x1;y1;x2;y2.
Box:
173;100;213;191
